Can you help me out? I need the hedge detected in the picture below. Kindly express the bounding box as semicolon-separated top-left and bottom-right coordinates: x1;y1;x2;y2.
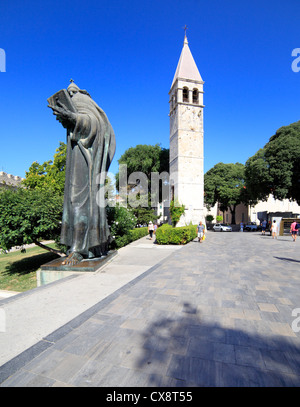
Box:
129;227;149;241
111;224;198;249
111;227;148;249
156;224;197;245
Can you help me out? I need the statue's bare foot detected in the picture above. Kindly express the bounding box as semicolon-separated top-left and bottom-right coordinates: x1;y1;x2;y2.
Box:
62;252;83;266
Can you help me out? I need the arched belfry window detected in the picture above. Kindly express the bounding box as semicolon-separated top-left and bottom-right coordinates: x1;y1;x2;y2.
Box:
183;87;189;103
193;88;199;104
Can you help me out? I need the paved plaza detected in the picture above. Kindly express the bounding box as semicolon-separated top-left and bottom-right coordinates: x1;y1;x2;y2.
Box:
0;230;300;387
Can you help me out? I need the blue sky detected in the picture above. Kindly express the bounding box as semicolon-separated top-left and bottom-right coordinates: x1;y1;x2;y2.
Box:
0;0;299;179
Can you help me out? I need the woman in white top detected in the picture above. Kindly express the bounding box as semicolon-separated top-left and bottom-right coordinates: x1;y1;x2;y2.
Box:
148;221;154;240
271;220;278;239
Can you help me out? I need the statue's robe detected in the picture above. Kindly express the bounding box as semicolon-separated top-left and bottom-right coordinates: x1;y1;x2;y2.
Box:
60;92;116;258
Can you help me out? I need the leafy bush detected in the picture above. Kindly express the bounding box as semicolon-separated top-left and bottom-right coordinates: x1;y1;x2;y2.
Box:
156;224;197;245
106;204;136;249
110;227;148;249
106;204;149;249
169;199;185;227
112;234;131;249
107;205;136;236
129;227;149;241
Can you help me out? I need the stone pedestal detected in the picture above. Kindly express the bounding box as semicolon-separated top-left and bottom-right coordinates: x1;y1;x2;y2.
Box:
37;250;117;286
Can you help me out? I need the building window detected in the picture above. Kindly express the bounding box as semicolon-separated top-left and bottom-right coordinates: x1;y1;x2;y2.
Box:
183;87;189;103
193;88;199;104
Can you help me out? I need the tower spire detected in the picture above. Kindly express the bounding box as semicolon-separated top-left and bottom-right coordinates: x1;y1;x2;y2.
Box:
171;30;202;88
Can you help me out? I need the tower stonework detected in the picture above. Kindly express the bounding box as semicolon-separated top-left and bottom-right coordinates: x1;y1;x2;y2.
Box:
169;34;204;226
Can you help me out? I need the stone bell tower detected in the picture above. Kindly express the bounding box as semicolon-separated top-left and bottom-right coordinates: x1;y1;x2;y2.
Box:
169;33;204;226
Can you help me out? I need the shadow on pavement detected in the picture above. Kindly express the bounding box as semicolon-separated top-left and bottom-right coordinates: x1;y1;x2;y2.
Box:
136;302;300;387
274;257;300;263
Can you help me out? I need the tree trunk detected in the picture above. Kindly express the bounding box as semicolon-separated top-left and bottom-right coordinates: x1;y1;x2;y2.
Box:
33;241;65;257
230;205;237;225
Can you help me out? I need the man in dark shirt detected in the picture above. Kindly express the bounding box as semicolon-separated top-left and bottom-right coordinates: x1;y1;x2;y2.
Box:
261;219;267;235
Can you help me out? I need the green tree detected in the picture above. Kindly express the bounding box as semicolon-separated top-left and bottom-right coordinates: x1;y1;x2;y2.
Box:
204;162;246;224
245;121;300;204
205;214;214;223
0;142;67;254
131;207;156;225
23;142;67;195
115;144;169;224
244;148;271;204
0;188;64;255
116;144;169;186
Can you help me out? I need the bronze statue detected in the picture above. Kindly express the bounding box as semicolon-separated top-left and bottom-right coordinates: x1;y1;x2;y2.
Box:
48;81;116;266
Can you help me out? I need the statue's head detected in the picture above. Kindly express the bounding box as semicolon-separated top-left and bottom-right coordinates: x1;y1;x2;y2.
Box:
67;80;91;99
67;80;80;97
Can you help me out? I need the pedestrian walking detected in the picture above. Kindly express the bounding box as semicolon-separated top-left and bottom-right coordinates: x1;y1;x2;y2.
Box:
290;220;299;242
197;221;205;243
261;219;267;235
270;220;278;239
148;221;154;240
240;222;244;232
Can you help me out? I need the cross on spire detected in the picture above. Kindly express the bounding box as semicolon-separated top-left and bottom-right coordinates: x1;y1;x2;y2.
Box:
183;25;188;44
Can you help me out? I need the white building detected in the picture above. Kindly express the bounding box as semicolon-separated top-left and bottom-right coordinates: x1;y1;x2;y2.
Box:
205;195;300;225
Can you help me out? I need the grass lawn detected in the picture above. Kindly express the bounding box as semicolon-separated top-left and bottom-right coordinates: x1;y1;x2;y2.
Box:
0;244;60;292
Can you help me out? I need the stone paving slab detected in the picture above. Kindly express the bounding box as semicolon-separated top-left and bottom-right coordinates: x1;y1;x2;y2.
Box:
1;231;300;387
